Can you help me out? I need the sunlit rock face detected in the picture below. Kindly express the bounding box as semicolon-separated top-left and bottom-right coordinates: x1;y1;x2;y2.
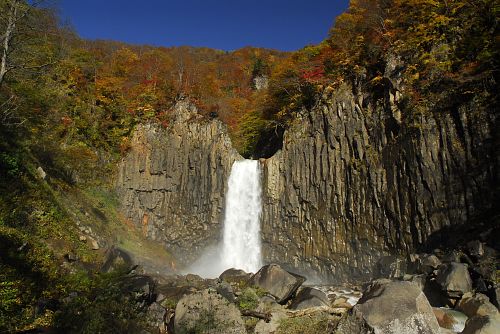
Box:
261;80;497;282
116;100;241;265
117;74;497;282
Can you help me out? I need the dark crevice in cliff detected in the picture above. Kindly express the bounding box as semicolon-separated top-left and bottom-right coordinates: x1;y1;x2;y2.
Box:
251;125;285;159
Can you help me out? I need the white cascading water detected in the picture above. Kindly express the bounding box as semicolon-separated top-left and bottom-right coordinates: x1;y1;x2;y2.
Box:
220;160;262;273
186;159;262;277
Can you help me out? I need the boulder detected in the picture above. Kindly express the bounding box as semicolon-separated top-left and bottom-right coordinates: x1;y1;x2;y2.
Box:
101;247;134;273
220;268;252;284
64;252;78;262
467;240;484;257
421;254;442;274
423;280;453;307
335;280;440;334
461;314;500;334
436;263;472;298
254;309;288;334
332;297;353;309
174;289;246;334
146;302;167;333
403;274;427;290
289;287;330;310
375;255;407;278
457;293;499;318
256;295;282;313
492;285;500;308
125;275;157;304
409;254;442;275
250;264;306;304
441;251;462;263
215;280;236;303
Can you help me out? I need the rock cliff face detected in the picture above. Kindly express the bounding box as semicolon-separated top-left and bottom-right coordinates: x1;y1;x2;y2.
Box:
116;84;497;282
116;100;241;264
261;82;498;282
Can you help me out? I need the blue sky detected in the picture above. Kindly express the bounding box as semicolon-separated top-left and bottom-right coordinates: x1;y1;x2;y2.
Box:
58;0;349;51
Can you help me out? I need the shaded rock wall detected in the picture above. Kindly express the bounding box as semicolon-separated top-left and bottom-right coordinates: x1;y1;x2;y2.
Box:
261;84;498;282
116;100;241;264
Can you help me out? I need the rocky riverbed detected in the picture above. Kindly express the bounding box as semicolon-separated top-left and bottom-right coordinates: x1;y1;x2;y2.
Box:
103;238;499;334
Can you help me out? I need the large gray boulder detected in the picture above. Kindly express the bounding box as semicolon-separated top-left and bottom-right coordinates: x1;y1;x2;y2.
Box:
174;289;246;334
436;263;472;298
335;280;440;334
289;287;330;310
250;264;306;304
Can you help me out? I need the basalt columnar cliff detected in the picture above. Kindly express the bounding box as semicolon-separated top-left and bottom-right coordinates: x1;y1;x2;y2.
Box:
117;100;242;264
117;65;498;281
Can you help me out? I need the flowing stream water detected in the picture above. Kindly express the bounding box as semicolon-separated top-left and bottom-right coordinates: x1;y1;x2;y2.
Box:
220;159;263;273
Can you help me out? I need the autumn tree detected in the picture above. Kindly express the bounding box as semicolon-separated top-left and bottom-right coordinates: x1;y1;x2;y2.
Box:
0;0;60;127
0;0;56;86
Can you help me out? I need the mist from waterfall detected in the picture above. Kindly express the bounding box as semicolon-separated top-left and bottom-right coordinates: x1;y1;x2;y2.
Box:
186;159;263;277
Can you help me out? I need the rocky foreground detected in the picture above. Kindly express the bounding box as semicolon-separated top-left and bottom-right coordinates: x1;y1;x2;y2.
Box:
101;240;500;334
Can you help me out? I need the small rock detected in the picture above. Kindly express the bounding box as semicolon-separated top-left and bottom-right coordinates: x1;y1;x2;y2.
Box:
79;235;87;242
36;166;46;180
64;253;78;262
89;238;99;250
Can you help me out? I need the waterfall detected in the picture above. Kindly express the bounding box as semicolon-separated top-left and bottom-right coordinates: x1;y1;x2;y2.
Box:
221;160;262;273
186;159;262;277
